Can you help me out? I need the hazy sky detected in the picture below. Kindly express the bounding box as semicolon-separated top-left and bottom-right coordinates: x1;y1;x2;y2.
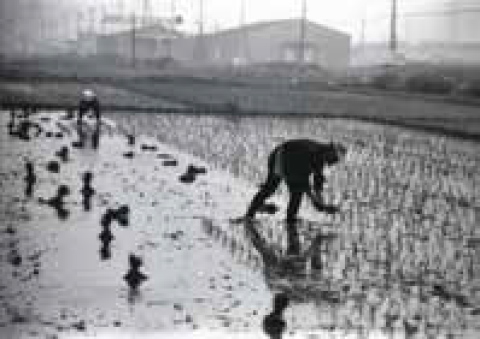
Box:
136;0;389;37
109;0;455;42
10;0;468;43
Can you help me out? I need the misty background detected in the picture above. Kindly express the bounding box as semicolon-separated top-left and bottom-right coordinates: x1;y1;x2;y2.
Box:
1;0;480;66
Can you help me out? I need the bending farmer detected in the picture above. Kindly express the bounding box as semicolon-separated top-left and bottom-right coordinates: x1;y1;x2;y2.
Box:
245;139;346;254
75;89;102;148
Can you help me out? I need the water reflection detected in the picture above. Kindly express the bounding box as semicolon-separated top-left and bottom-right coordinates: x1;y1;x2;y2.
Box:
201;217;479;337
55;146;69;162
98;223;114;261
81;171;95;211
263;293;290;339
38;184;70;220
100;205;130;227
124;254;148;292
24;160;36;198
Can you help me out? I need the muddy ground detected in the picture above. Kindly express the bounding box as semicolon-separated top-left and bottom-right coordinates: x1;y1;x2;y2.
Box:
0;110;479;338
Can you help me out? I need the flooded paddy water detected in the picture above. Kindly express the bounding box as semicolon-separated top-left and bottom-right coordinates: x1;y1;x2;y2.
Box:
0;110;479;338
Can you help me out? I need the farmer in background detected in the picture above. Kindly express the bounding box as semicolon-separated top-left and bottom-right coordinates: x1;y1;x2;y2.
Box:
244;139;346;255
75;89;101;149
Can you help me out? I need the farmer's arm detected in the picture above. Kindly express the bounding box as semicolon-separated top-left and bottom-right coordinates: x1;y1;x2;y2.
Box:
305;171;325;211
306;189;323;210
77;100;87;124
312;170;326;193
308;145;328;210
90;98;101;124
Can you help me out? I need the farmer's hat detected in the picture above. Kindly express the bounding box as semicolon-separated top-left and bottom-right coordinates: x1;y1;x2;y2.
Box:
82;89;96;101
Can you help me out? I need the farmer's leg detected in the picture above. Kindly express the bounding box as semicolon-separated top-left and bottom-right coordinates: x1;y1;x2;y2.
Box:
246;174;281;219
77;110;86;144
92;108;101;149
246;150;281;219
285;180;308;223
92;123;100;149
77;108;85;125
285;182;307;255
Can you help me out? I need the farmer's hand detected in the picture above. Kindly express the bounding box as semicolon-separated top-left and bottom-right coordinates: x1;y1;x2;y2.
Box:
308;191;340;215
313;173;325;193
322;204;340;215
308;190;324;211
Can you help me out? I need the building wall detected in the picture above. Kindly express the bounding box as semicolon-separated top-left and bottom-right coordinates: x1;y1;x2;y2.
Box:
172;20;350;69
97;35;130;59
0;0;82;56
94;20;350;68
97;34;168;61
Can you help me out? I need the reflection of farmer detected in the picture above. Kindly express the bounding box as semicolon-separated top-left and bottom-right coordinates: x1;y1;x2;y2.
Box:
245;139;346;254
76;89;101;148
263;293;290;339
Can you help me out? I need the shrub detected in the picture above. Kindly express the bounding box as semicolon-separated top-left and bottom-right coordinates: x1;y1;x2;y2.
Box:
370;72;400;90
461;79;480;98
404;73;454;95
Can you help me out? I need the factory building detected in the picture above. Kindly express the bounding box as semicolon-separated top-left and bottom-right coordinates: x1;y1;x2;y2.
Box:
96;19;351;69
173;19;351;69
96;25;181;61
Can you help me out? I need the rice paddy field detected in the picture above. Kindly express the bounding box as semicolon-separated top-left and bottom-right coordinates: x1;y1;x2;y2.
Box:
109;111;480;337
0;69;479;337
0;108;478;338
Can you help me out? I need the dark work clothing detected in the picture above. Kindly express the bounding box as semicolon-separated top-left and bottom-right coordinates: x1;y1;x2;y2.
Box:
78;97;101;123
76;97;101;148
271;139;332;192
245;139;345;255
246;139;338;222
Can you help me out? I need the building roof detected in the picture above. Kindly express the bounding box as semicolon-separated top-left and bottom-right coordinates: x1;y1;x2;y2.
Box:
97;18;350;45
100;24;183;40
203;18;350;39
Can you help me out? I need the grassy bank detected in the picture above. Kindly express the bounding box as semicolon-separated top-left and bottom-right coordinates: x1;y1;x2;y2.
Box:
1;58;480;141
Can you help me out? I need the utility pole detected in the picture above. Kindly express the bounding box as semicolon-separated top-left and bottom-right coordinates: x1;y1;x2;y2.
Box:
131;12;136;67
117;0;124;15
104;3;179;67
195;0;206;63
76;11;82;40
199;0;204;36
166;0;176;59
100;4;106;35
88;6;96;34
299;0;307;65
142;0;152;26
390;0;398;53
360;16;366;49
448;0;458;44
239;0;250;63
